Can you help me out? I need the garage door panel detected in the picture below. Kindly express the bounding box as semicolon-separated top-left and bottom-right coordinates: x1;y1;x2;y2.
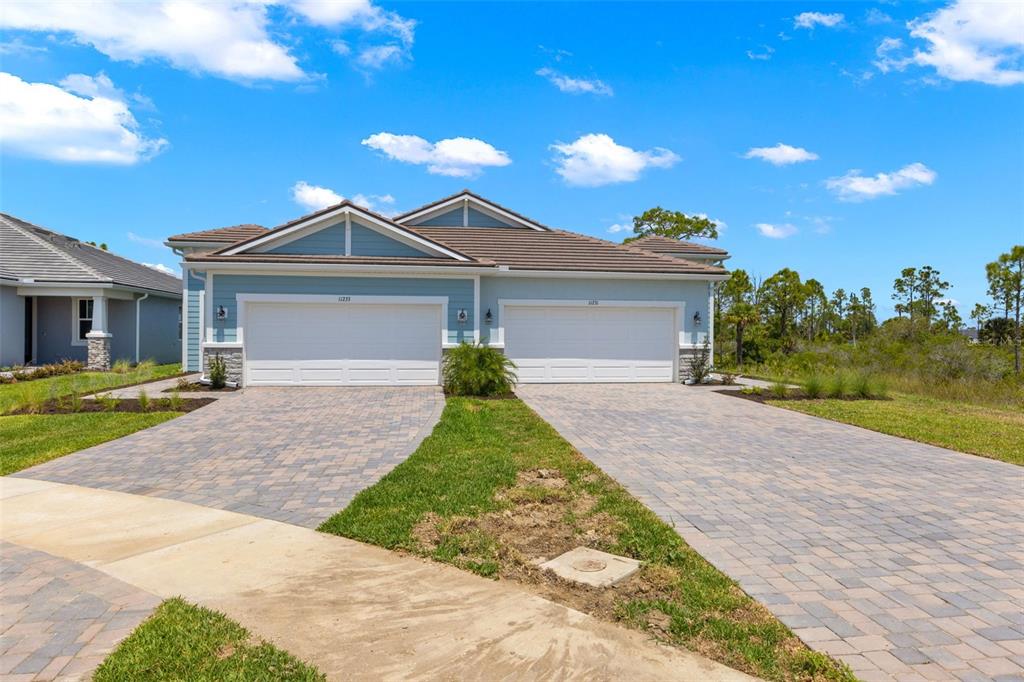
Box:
245;302;440;386
505;305;675;384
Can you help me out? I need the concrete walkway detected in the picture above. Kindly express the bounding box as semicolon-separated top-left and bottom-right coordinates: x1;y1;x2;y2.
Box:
0;478;751;682
15;387;445;528
518;383;1024;682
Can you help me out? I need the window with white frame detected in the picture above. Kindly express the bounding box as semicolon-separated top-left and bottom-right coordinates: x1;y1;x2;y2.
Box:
73;298;93;345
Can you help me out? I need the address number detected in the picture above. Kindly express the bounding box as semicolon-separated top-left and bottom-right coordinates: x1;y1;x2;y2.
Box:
587;300;599;305
337;296;351;302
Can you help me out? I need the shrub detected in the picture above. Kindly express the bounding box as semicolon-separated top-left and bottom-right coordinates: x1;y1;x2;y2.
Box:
720;372;738;385
168;389;184;411
176;376;192;391
135;359;156;376
442;343;517;397
803;374;824;399
688;339;712;384
208;355;227;390
826;373;849;399
768;381;789;399
112;358;132;374
137;388;150;412
97;392;120;412
851;372;873;399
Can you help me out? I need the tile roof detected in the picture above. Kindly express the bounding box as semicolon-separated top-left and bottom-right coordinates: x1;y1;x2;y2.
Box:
629;235;730;257
185;254;489;267
0;213;181;295
408;227;727;275
394;189;550;230
167;224;268;243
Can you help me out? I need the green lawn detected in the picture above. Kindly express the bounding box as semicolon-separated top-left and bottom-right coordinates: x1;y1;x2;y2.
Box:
94;598;324;681
0;412;181;475
321;398;853;682
770;394;1024;466
0;363;181;415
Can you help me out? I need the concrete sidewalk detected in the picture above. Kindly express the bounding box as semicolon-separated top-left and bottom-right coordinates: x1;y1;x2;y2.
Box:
0;477;752;681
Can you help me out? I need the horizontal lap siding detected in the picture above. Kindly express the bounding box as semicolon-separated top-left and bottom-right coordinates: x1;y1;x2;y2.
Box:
266;225;345;255
211;274;474;345
350;224;432;258
478;276;710;346
186;272;203;371
409;207;516;228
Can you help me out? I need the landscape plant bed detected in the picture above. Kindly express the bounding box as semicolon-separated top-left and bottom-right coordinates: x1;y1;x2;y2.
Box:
0;363;182;414
321;398;854;682
162;382;238;393
722;389;890;404
8;397;214;415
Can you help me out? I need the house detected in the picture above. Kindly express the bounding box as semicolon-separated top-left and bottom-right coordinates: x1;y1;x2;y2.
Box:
166;191;729;387
0;213;182;369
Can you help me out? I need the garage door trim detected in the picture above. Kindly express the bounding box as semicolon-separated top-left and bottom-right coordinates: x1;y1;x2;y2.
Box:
497;298;683;383
236;293;449;387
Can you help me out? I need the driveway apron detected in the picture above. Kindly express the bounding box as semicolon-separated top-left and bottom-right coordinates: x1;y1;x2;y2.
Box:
13;387;444;528
517;383;1024;682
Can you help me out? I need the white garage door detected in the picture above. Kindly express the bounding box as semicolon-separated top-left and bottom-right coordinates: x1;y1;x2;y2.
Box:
504;304;676;383
244;302;441;386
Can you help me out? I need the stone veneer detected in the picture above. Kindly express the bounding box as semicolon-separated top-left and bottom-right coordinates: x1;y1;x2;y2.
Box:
202;346;244;385
86;333;112;370
677;347;706;382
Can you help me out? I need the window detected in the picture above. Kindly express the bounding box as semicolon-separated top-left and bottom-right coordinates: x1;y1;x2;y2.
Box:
73;298;93;345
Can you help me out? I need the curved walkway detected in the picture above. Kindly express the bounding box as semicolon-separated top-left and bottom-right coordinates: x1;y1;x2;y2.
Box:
13;387;444;528
518;383;1024;682
0;478;751;682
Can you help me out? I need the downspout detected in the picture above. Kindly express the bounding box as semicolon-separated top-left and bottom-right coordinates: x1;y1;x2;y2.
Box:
135;293;149;363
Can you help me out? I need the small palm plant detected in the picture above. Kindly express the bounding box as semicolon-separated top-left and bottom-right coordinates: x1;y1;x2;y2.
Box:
208;354;227;389
442;343;517;397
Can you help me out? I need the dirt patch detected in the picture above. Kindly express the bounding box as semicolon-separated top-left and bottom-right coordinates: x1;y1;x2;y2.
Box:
11;397;215;415
161;382;238;393
410;468;677;624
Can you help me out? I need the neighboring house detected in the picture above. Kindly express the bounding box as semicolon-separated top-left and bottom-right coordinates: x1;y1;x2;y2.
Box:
166;190;729;387
628;235;730;264
0;213;182;369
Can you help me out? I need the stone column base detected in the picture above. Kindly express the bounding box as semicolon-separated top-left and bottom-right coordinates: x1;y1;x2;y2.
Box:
678;347;704;382
202;346;244;385
86;333;112;370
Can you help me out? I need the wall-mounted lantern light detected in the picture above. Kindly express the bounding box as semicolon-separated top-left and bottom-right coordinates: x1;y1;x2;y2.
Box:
484;308;493;325
693;311;702;327
216;305;228;320
457;308;468;324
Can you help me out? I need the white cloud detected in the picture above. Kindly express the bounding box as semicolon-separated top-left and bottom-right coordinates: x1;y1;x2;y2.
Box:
143;262;176;276
794;12;845;29
550;134;679;187
357;44;404;70
755;223;798;239
0;37;47;55
826;162;937;201
0;0;416;82
695;213;728;232
874;37;908;73
904;0;1024;86
744;143;819;165
536;68;613;96
290;181;396;214
606;223;631;234
362;132;511;177
746;46;775;61
0;71;167;165
127;232;166;248
865;8;893;25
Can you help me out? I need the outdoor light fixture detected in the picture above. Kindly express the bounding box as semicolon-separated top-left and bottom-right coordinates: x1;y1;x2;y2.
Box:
216;305;227;320
693;311;702;326
484;308;493;325
457;308;468;324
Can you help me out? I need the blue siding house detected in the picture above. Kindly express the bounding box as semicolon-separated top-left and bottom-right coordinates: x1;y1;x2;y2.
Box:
166;191;729;387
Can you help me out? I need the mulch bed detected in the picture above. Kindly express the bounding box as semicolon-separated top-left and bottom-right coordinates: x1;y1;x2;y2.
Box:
719;390;889;404
161;382;238;393
10;397;215;415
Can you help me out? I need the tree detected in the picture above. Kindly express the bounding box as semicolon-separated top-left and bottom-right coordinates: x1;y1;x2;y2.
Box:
914;266;950;325
986;246;1024;373
892;267;916;319
980;317;1014;345
937;301;963;332
725;302;759;366
758;268;806;352
626;207;720;243
829;289;847;337
801;279;828;340
970;303;991;330
720;270;757;365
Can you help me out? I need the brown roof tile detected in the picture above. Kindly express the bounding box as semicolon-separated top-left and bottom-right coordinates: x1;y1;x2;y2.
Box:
629;235;729;257
184;253;489;268
168;224;267;243
407;227;727;275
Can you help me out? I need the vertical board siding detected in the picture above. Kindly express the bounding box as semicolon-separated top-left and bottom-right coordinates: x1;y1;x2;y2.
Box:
211;274;475;345
467;207;515;227
186;271;203;371
478;276;710;346
349;223;432;258
408;207;517;228
266;225;345;255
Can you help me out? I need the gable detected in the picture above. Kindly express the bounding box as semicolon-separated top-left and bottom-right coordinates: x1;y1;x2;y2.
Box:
409;206;517;228
266;224;346;254
350;222;433;258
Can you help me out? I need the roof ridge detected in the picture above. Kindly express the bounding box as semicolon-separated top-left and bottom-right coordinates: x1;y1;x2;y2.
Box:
630;234;729;254
0;213;107;281
552;229;719;272
394;190;550;230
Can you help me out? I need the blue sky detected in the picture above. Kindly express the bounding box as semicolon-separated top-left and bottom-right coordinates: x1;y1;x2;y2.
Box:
2;1;1022;320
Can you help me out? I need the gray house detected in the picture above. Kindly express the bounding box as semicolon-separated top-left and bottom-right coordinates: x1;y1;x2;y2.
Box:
0;213;182;369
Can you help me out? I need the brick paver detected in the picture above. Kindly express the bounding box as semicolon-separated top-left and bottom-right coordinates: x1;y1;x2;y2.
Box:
518;383;1024;682
15;387;444;528
0;541;160;681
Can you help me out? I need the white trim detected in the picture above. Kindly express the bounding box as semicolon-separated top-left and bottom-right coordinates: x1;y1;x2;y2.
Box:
396;192;548;231
222;204;469;261
235;293;450;350
707;281;715;365
181;276;188;369
201;341;243;349
472;275;480;344
463;199;469;227
18;285;135;299
494;299;686;362
135;292;150;362
493;269;730;282
30;296;38;365
205;274;214;344
70;297;94;346
165;240;235;249
344;213;351;256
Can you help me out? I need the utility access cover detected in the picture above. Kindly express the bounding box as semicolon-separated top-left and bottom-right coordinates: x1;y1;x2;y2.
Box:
539;547;640;588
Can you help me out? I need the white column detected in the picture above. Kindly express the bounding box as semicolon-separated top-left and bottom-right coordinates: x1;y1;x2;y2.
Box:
707;282;715;366
205;274;214;343
473;276;480;344
91;295;108;333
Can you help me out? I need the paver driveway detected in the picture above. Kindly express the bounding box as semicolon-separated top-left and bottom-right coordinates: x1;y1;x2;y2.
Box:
518;384;1024;682
14;387;444;528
